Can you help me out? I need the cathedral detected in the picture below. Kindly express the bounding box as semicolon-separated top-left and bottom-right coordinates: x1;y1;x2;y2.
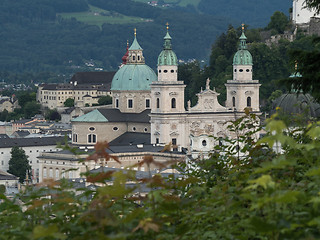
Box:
71;25;261;157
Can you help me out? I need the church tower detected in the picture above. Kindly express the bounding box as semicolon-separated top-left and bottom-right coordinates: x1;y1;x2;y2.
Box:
225;25;260;112
150;24;187;146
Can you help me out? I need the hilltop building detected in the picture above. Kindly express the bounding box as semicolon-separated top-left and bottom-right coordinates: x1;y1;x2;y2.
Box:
292;0;320;24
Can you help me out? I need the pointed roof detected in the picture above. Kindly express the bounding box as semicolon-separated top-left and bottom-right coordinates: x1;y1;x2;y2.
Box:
71;109;108;122
122;41;129;65
129;28;143;50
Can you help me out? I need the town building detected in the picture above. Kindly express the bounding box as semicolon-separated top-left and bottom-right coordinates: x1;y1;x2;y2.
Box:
0;95;19;113
37;71;115;109
0;136;65;183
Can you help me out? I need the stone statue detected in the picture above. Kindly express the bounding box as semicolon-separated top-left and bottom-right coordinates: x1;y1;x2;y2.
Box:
206;78;210;90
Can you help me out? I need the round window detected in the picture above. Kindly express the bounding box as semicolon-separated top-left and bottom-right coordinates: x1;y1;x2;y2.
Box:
246;69;250;72
132;127;136;131
164;70;168;73
202;140;207;147
159;70;161;73
89;127;95;131
239;69;243;72
144;128;148;132
113;127;118;131
234;69;237;72
171;70;174;73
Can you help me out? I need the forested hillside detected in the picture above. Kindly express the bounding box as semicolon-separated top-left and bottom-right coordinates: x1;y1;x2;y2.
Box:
0;0;292;78
0;0;230;76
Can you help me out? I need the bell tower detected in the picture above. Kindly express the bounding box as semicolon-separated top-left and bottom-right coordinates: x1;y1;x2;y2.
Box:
225;24;261;112
150;24;187;147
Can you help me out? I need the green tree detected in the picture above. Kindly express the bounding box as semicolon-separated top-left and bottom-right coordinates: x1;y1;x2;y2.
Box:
267;11;289;34
45;109;61;121
24;101;41;118
305;0;320;13
64;98;74;107
8;147;31;183
98;95;112;105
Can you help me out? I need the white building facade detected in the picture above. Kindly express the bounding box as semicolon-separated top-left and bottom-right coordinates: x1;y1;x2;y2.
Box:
292;0;320;24
150;26;261;156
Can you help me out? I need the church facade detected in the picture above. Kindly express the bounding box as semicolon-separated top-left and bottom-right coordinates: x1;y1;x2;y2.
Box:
150;25;260;155
70;25;261;156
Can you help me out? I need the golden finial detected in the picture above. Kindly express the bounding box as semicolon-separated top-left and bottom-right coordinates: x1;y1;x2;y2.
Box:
166;22;169;30
127;39;129;47
241;23;245;31
134;28;137;37
295;61;298;70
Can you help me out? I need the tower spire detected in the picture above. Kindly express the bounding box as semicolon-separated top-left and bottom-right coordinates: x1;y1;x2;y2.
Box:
239;23;247;50
163;23;172;50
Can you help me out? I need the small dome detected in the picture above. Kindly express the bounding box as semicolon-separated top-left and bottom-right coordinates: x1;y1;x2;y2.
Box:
158;50;178;66
111;64;157;91
157;30;178;66
233;50;253;65
272;93;320;118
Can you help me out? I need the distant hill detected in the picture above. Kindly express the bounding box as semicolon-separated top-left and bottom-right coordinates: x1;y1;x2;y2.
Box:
0;0;291;77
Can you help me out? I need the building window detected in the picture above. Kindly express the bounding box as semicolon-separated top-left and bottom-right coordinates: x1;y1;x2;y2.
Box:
88;134;97;143
156;138;159;144
73;134;78;142
247;97;251;107
69;171;73;179
171;98;176;109
171;70;174;73
62;169;66;178
113;127;119;131
232;97;236;107
55;169;59;179
132;127;136;131
133;56;136;61
43;168;47;178
144;128;148;132
164;70;168;73
172;138;177;151
89;127;95;131
146;99;150;108
128;99;133;109
202;140;207;147
156;98;160;108
49;168;53;178
116;99;119;108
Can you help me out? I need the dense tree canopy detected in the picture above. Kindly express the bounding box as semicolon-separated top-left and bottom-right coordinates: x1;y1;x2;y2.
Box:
8;147;31;183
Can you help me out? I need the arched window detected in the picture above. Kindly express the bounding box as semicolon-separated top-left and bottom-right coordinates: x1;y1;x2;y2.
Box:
232;97;236;107
202;140;207;146
88;134;97;143
171;98;176;108
247;97;251;107
157;98;160;108
133;56;136;61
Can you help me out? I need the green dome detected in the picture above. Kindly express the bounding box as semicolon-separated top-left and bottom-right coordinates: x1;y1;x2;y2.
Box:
233;49;253;65
157;31;178;66
233;30;253;65
111;64;157;91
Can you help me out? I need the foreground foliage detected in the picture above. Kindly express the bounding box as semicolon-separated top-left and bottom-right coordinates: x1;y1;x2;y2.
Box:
2;114;320;239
